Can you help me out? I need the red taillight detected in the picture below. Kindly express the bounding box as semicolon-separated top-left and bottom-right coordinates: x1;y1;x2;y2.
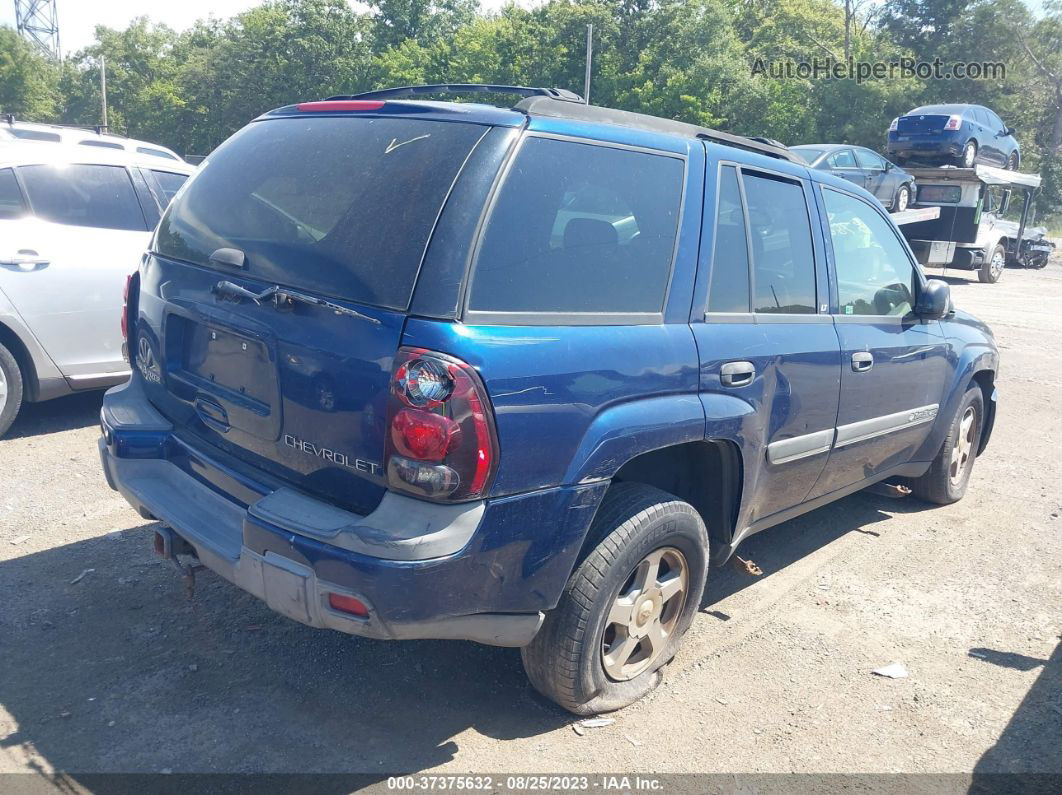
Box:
384;348;498;501
327;593;369;618
944;114;963;131
296;100;386;112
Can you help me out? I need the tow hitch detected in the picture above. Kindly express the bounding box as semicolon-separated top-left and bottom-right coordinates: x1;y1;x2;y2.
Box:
153;526;205;599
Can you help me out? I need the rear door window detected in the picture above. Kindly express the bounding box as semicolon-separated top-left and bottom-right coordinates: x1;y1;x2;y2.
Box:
155;117;486;310
826;150;857;169
146;169;188;207
18;164;147;231
742;172;817;314
707;165;751;313
467;136;684;317
0;168;27;219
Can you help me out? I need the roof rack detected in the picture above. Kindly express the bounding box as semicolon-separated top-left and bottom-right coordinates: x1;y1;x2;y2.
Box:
322;83;794;163
336;84;585;104
2;114;114;136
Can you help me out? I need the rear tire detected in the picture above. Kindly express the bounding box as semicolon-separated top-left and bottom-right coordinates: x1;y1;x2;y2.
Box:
521;483;708;715
909;386;984;505
961;140;978;168
0;342;24;438
979;243;1005;283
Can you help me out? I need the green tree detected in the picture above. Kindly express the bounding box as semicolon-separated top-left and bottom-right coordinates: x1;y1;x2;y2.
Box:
0;27;59;121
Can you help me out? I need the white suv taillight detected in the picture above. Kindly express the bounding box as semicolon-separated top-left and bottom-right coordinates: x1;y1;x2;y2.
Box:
384;347;498;502
944;114;963;131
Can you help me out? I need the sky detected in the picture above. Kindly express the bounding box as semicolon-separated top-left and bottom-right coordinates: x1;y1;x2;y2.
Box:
0;0;1049;57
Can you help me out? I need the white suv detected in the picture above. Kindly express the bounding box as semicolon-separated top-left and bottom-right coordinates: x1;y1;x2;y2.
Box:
0;137;195;435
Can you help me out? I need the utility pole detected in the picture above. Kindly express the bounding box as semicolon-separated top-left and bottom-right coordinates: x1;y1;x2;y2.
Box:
583;23;593;105
100;56;108;132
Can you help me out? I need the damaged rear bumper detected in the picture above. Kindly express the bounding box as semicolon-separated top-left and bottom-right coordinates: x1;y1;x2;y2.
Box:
99;379;607;647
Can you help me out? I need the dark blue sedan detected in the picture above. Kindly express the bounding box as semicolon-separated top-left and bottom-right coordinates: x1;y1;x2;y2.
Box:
886;104;1020;170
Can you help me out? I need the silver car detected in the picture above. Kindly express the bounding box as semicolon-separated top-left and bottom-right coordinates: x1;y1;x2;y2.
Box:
0;135;194;435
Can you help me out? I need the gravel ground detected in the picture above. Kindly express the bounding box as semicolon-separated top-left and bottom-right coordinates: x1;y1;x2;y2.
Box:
0;259;1059;783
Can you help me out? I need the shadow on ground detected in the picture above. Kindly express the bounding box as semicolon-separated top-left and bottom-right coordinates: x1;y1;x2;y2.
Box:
0;486;938;782
971;639;1062;789
6;391;104;439
701;490;921;610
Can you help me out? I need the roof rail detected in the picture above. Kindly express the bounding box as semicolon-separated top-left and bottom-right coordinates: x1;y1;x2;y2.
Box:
1;115;115;137
335;83;585;104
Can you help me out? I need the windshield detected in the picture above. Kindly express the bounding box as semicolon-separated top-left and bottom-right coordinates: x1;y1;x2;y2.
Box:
154;116;486;310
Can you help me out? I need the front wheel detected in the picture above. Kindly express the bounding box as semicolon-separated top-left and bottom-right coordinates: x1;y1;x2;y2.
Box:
979;243;1006;283
909;386;984;505
521;483;708;714
1006;151;1019;171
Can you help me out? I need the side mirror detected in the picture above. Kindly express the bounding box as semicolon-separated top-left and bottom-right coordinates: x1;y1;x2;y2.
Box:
884;161;894;171
916;279;951;319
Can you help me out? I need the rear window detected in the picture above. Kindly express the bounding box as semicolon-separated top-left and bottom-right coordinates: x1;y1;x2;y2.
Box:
467;137;684;316
19;164;147;231
792;147;824;165
154;117;486;310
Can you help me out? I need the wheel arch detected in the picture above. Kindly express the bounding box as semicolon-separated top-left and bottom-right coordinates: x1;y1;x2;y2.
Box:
970;368;996;454
577;439;743;569
0;319;40;402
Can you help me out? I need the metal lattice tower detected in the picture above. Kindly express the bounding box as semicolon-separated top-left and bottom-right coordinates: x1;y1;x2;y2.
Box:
14;0;61;60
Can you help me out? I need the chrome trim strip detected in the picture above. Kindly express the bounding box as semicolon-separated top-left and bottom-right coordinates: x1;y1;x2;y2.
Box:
834;403;939;449
767;428;835;465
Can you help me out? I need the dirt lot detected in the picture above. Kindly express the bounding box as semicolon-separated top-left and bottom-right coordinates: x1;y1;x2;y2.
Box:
1;259;1060;784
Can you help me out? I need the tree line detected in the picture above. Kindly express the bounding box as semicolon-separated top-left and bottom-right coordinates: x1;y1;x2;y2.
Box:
1;0;1060;223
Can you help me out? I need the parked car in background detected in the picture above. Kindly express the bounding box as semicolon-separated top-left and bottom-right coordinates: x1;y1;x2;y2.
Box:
99;84;997;715
886;104;1020;170
0;139;195;436
792;144;915;212
0;119;185;164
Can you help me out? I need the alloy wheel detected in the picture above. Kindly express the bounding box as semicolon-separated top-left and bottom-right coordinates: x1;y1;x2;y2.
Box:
949;406;977;485
601;547;689;681
0;365;7;414
963;143;977;168
896;187;909;213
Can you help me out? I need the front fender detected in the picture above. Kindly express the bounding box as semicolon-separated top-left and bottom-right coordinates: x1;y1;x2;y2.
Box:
563;393;706;484
914;343;997;461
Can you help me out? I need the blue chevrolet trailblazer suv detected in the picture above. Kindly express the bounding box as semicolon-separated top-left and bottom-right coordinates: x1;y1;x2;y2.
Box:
99;84;998;714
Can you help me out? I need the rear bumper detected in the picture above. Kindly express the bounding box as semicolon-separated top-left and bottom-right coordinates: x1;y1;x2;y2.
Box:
99;379;606;646
886;134;963;158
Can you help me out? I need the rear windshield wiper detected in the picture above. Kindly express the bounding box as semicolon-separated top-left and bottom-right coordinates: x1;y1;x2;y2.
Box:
213;280;381;325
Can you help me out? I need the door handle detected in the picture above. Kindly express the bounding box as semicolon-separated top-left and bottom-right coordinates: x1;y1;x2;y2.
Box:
0;250;49;271
851;352;874;372
721;360;755;387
